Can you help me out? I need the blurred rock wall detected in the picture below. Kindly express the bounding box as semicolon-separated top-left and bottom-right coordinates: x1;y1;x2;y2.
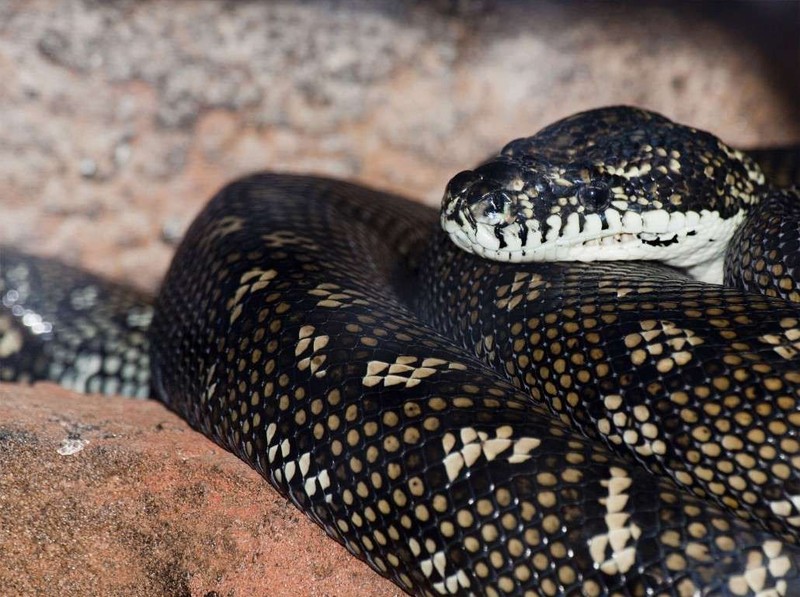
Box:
1;0;798;291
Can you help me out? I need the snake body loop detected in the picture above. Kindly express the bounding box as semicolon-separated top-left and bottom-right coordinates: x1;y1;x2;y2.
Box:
148;173;800;595
3;109;800;595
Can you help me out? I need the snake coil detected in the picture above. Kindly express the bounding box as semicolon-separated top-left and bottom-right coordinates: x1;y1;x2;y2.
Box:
3;107;800;596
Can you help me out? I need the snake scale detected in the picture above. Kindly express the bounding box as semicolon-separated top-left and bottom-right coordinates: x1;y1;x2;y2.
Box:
3;106;800;595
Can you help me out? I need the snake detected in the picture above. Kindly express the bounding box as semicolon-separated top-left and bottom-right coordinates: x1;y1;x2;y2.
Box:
3;106;800;596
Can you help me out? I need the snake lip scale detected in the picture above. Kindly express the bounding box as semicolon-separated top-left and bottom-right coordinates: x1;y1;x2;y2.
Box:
3;106;800;595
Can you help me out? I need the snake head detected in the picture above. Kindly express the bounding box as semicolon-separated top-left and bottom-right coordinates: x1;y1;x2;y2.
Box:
441;106;766;280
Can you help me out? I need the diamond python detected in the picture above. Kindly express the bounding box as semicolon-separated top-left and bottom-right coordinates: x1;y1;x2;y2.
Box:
2;107;800;595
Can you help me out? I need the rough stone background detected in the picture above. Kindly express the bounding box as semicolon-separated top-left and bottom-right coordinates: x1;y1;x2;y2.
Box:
0;0;799;595
1;0;798;292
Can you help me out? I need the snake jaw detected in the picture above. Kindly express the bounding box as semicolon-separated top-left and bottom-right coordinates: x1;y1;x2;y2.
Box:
444;188;746;282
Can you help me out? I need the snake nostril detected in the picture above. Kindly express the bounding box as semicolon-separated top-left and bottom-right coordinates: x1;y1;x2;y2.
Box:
484;191;507;213
469;190;513;226
577;183;610;210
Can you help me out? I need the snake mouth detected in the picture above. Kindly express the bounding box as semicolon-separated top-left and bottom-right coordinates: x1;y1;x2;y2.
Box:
446;206;691;251
563;229;688;248
578;232;645;247
496;228;692;260
443;206;747;273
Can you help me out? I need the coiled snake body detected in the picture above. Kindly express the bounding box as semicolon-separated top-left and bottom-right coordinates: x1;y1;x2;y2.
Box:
3;107;800;595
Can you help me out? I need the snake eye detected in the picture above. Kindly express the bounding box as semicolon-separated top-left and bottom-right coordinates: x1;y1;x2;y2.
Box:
577;183;610;210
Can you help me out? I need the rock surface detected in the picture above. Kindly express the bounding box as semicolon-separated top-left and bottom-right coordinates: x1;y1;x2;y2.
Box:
0;384;399;596
0;1;798;596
